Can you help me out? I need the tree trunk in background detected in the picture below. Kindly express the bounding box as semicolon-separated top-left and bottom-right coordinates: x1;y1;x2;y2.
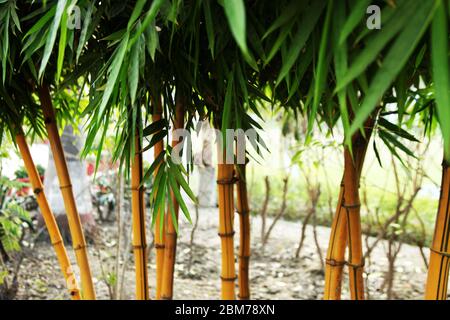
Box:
324;115;376;300
39;84;96;300
161;93;185;300
235;161;251;300
197;121;216;208
16;132;81;300
216;146;236;300
152;98;165;300
425;159;450;300
43;125;96;239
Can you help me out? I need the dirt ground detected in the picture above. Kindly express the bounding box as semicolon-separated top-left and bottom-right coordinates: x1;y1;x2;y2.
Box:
16;206;433;300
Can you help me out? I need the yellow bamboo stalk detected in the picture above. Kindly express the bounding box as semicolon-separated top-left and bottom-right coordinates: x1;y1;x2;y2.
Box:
131;129;149;300
38;84;96;300
324;184;346;299
323;115;376;300
217;145;236;300
425;160;450;300
152;98;165;300
161;94;185;300
343;148;365;300
235;161;251;300
15;132;81;300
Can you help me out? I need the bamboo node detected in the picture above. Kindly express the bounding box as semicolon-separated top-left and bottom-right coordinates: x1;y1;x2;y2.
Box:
44;117;53;124
33;188;43;195
237;295;250;299
218;231;235;238
220;275;237;282
236;210;250;216
346;260;365;269
341;203;361;209
217;177;238;185
60;184;73;190
73;244;87;251
132;244;147;250
238;254;250;260
430;247;450;258
443;160;449;168
325;258;346;267
154;243;165;249
51;239;63;247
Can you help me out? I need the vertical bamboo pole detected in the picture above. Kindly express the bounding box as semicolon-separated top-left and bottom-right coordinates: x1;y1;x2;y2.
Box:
131;125;149;300
235;160;251;300
161;93;185;300
343;147;365;300
152;98;165;300
324;115;376;300
38;84;96;300
15;132;81;300
217;141;237;299
324;184;346;299
425;159;450;300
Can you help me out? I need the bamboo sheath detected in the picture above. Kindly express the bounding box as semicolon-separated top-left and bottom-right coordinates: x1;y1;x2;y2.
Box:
161;95;185;300
235;162;251;300
131;130;150;300
425;160;450;300
217;148;237;300
38;85;96;300
324;116;376;300
15;133;81;300
153;99;165;300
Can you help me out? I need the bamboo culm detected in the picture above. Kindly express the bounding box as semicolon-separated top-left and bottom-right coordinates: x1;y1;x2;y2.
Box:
161;93;185;300
235;161;251;300
217;146;237;300
16;132;81;300
425;159;450;299
324;115;376;300
131;129;149;300
38;84;96;300
153;99;165;300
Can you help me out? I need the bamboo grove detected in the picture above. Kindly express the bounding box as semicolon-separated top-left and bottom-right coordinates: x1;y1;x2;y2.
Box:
0;0;449;300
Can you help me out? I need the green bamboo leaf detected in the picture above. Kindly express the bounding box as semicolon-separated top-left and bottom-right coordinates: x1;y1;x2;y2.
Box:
23;6;55;39
128;0;165;49
127;0;147;30
168;169;192;224
167;186;179;233
56;9;68;82
276;0;326;85
333;1;350;138
142;129;168;153
141;150;165;186
169;161;197;203
308;0;333;135
262;0;304;39
379;129;416;158
203;0;215;57
98;33;129;117
349;1;438;136
152;172;167;228
378;118;419;142
338;0;371;45
76;1;94;63
431;2;450;160
335;0;419;92
221;72;234;144
223;0;249;57
39;0;67;79
128;38;140;105
143;118;168;137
